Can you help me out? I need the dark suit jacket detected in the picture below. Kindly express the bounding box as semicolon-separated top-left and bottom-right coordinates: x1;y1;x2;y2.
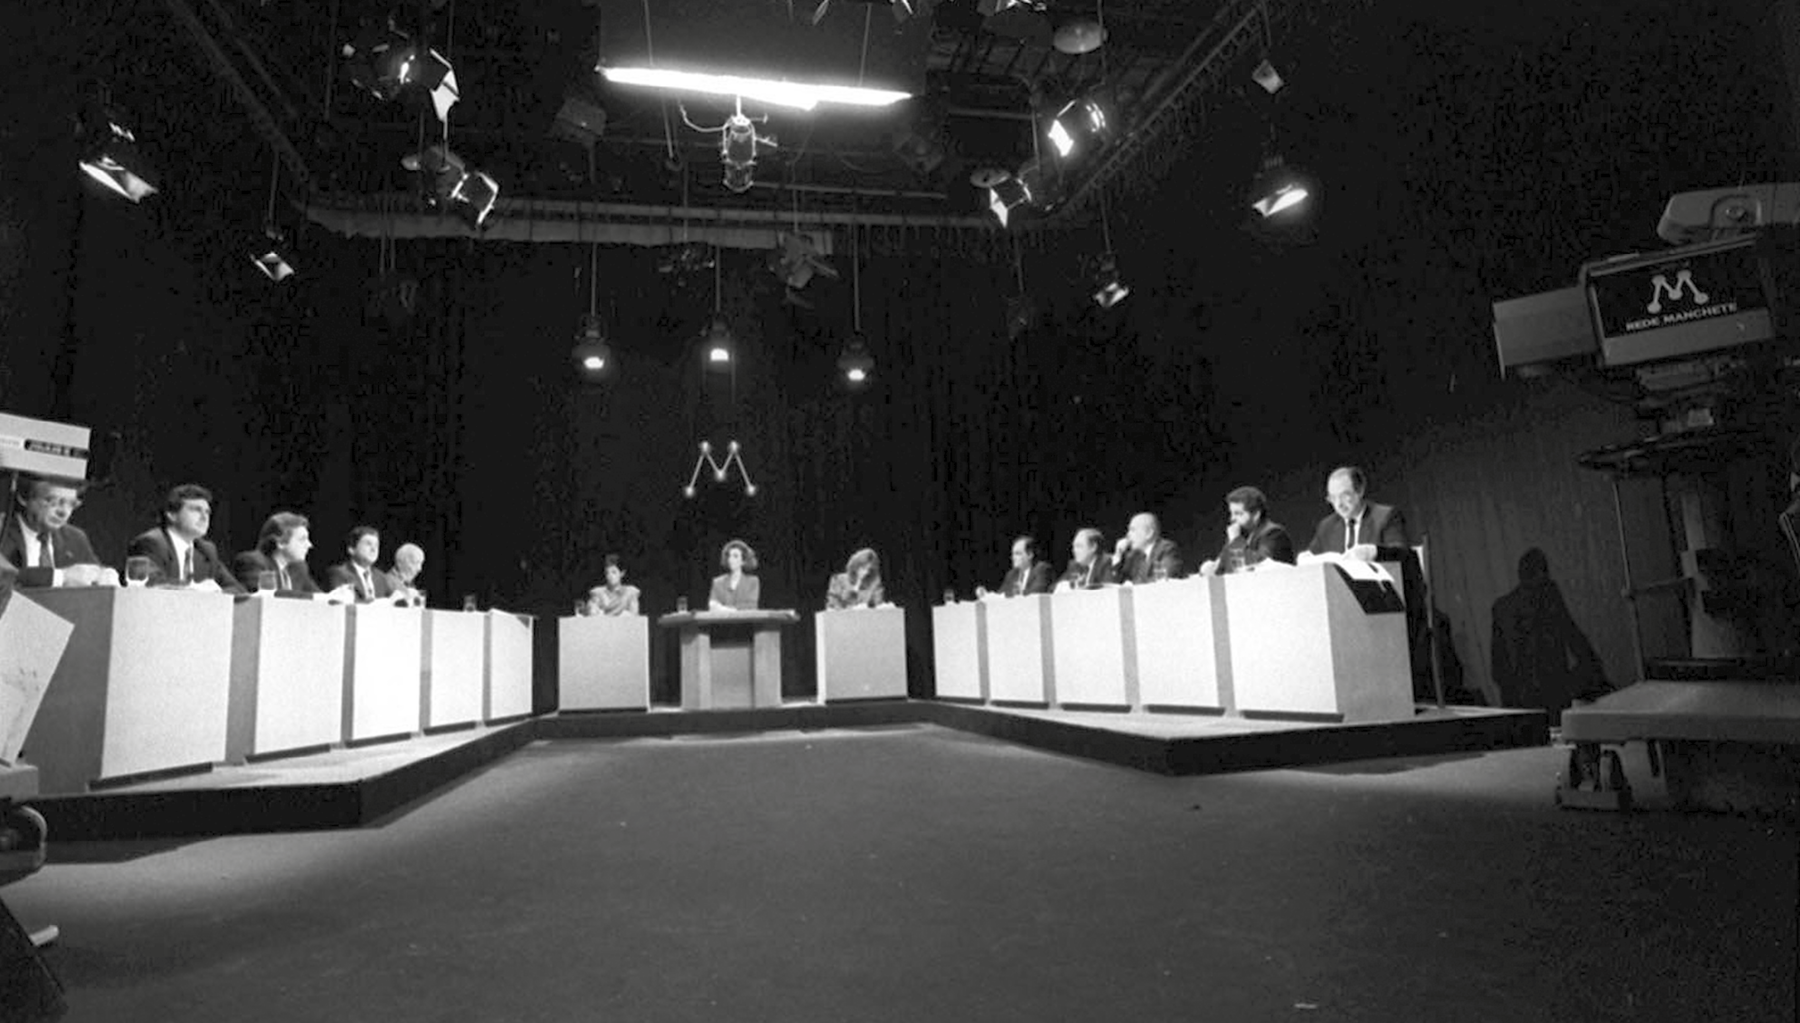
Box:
1112;538;1183;584
1059;554;1114;590
710;573;760;610
999;562;1055;597
0;517;102;588
327;561;396;602
0;552;14;614
232;550;322;594
127;527;246;593
1306;502;1409;557
1213;520;1297;573
825;572;884;610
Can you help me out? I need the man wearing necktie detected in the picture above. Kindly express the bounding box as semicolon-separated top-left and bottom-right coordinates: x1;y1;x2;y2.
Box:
232;512;324;594
1305;466;1410;560
326;526;397;603
1057;527;1115;591
125;483;247;592
0;474;114;588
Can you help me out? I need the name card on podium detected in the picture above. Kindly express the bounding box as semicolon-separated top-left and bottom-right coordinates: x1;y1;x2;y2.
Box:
343;604;424;744
816;607;907;702
1049;586;1132;708
559;614;650;711
983;594;1055;705
1131;577;1228;711
229;596;346;762
423;609;486;728
1226;563;1411;723
931;601;986;701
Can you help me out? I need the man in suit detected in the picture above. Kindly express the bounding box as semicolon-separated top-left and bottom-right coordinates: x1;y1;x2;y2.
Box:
327;526;396;603
986;536;1054;597
126;483;246;593
1305;466;1409;560
1200;486;1296;575
1111;513;1183;584
386;542;426;607
232;512;324;594
1057;527;1114;591
0;474;116;588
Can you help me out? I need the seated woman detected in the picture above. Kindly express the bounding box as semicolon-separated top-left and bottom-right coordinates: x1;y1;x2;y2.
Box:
232;511;322;594
825;548;885;610
583;554;641;616
708;539;761;611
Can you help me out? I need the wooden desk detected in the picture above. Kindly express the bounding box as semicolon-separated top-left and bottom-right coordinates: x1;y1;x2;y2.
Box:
228;596;345;762
558;614;651;711
21;588;234;794
658;610;799;711
815;607;907;702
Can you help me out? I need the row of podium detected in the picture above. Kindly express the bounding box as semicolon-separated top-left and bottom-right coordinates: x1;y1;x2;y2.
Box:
558;563;1414;724
9;589;535;796
933;563;1415;720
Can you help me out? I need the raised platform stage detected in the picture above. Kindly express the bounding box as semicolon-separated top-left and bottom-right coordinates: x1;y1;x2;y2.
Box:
23;701;1547;840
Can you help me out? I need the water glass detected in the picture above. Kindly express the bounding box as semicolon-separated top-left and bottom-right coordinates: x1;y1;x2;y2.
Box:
462;594;478;612
942;587;955;605
676;596;689;613
125;556;153;587
257;571;277;594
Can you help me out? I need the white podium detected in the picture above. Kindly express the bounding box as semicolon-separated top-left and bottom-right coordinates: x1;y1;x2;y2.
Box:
1226;563;1412;723
816;607;908;702
343;604;424;744
228;596;346;762
484;612;535;721
983;594;1055;705
1131;577;1228;711
931;602;987;701
558;614;651;711
22;588;234;794
422;610;486;729
1049;586;1132;708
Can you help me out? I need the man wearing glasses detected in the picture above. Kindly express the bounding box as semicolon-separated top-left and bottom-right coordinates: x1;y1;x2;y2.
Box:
0;474;116;588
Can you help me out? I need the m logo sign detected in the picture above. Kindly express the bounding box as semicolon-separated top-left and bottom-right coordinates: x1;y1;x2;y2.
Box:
1646;269;1708;314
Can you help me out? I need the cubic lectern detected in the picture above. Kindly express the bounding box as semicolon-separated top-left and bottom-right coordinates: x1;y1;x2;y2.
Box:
559;613;651;711
815;607;907;702
659;610;800;711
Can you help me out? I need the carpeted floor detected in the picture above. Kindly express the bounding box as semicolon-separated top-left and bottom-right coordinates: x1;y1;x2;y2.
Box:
5;724;1795;1022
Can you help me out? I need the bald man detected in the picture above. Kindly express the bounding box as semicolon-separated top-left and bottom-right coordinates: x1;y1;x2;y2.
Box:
386;542;426;608
1110;513;1183;584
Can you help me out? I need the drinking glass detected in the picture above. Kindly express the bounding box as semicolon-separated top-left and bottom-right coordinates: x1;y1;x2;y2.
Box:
257;571;277;594
1228;548;1247;574
676;596;689;613
125;557;153;587
462;594;478;612
942;588;955;605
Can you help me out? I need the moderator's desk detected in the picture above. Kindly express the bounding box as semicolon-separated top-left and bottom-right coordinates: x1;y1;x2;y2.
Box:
558;613;651;711
21;587;234;795
815;607;907;702
659;610;799;711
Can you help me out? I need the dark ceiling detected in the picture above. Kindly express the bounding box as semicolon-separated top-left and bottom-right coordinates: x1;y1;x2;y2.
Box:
151;0;1321;227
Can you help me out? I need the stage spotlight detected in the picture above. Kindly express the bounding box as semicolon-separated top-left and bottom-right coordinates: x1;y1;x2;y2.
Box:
1252;59;1285;95
572;314;612;376
403;145;499;229
838;335;874;385
344;23;460;121
702;316;736;366
1091;252;1130;309
76;104;157;203
250;228;297;282
985;176;1033;228
1249;156;1310;218
1046;97;1110;160
720;111;771;194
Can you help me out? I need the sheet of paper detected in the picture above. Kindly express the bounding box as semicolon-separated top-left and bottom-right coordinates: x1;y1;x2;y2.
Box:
0;593;76;764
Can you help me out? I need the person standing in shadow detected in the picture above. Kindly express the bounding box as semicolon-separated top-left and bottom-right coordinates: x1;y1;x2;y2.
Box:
1490;548;1609;724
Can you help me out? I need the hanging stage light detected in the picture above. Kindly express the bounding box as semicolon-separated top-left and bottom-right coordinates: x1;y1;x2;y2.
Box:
838;335;875;385
1045;96;1111;161
719;108;776;194
572;314;612;375
251;228;297;282
75;103;157;203
1252;59;1285;96
1091;252;1129;309
982;172;1033;228
1249;155;1311;218
403;145;500;230
343;22;460;121
701;315;736;366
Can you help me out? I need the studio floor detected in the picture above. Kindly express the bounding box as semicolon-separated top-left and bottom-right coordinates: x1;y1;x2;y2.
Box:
6;724;1795;1023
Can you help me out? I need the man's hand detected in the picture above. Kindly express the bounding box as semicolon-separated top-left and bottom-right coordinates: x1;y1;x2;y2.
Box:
1225;522;1242;542
1348;543;1378;562
1113;537;1131;559
191;579;223;594
326;583;358;604
62;564;109;587
1198;559;1219;577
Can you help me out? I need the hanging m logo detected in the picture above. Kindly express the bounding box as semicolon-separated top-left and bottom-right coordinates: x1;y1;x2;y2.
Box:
1646;269;1708;314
